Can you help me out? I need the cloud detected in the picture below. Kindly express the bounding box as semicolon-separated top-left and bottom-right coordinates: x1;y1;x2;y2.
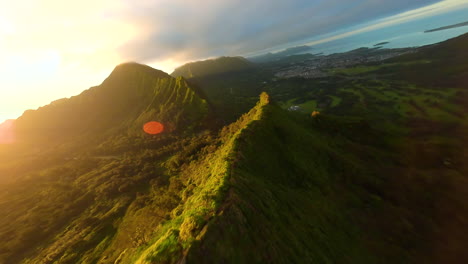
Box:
301;0;468;47
0;0;465;121
0;0;457;71
116;0;444;63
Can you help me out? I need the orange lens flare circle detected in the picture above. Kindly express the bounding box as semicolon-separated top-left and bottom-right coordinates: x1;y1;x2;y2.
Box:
143;121;164;135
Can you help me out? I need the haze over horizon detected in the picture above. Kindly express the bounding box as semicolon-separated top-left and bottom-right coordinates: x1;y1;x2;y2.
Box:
1;0;468;122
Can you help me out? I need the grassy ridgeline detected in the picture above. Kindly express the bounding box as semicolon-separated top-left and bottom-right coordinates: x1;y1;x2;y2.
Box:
133;93;406;263
183;97;383;263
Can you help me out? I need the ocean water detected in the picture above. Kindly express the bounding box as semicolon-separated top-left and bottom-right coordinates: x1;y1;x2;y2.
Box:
310;7;468;54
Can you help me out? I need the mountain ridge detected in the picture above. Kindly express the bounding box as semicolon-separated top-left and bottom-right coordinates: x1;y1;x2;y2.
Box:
171;56;254;79
1;33;467;264
12;63;209;149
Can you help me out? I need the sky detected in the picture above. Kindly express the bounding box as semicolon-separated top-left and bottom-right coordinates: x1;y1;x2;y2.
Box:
1;0;468;122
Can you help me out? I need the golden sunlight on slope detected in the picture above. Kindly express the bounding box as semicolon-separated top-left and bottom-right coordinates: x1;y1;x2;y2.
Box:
0;120;15;144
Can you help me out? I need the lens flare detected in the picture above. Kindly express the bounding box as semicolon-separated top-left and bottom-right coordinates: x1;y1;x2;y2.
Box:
143;121;164;135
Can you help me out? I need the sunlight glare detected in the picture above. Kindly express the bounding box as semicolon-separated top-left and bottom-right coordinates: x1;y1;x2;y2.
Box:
0;120;15;144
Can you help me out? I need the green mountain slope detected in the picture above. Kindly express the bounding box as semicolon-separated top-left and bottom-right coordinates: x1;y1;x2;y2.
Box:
185;106;340;262
1;34;467;264
14;62;209;147
0;64;212;263
72;93;383;264
171;56;254;78
119;93;270;264
179;95;383;263
0;91;387;264
91;92;429;264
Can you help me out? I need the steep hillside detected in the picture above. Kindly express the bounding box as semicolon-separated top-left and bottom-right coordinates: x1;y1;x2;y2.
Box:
0;92;393;264
108;93;270;264
183;99;377;263
160;33;468;263
0;63;213;264
171;56;254;78
1;34;467;264
14;62;209;148
0;92;269;264
107;92;439;263
139;93;383;263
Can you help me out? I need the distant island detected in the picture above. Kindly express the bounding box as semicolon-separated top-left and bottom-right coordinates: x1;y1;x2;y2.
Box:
425;21;468;33
374;41;389;46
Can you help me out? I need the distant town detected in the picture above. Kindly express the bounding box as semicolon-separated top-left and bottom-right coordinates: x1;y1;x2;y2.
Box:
270;47;418;79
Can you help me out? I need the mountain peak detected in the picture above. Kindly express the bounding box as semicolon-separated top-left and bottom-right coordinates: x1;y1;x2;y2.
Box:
107;62;170;81
13;62;208;146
